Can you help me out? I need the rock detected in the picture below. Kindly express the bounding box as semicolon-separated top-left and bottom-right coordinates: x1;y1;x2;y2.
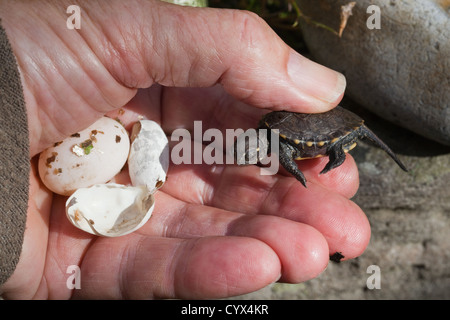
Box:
296;0;450;145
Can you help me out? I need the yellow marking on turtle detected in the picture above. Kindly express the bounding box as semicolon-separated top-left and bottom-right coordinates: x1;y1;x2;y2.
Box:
317;141;325;147
331;137;339;143
293;139;301;145
280;133;287;139
295;143;357;161
306;141;314;147
344;142;357;153
295;154;326;160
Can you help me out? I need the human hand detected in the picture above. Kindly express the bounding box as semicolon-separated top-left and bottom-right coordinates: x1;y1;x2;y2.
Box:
0;0;369;299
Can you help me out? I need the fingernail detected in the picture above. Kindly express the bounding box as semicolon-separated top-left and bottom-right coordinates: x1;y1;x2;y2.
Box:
287;50;346;107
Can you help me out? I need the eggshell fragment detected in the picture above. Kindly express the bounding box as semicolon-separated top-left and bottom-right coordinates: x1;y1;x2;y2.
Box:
66;183;155;237
128;120;169;193
38;117;130;196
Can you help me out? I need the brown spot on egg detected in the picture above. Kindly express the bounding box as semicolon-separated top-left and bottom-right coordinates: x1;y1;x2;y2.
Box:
155;180;164;188
46;152;58;168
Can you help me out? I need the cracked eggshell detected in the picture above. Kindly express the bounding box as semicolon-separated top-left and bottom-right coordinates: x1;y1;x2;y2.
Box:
38;117;130;196
66;183;155;237
128;120;169;193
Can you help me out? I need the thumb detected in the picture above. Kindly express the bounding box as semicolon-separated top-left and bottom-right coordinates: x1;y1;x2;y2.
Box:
98;1;346;113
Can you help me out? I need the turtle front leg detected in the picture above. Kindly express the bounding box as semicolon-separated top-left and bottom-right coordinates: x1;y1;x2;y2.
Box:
278;141;308;187
320;145;346;175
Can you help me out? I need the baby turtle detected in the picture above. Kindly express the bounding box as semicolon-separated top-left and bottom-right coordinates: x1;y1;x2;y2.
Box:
256;106;407;187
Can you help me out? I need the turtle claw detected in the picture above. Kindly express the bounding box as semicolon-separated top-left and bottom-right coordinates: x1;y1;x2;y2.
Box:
320;145;346;175
292;170;307;187
279;142;308;187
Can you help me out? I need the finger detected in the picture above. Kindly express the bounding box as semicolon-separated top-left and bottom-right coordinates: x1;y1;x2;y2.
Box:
271;182;370;260
285;154;360;197
161;86;267;133
138;192;330;285
162;141;368;260
164;165;369;260
89;1;346;112
44;189;328;298
74;235;281;299
41;191;282;299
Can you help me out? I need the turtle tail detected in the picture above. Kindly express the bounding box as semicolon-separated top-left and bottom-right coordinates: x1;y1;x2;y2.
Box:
360;124;408;172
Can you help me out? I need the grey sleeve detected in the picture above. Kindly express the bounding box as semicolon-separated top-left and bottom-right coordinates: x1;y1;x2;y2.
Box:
0;20;30;286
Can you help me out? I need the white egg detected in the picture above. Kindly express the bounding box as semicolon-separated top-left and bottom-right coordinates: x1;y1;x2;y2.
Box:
128;120;169;193
38;117;130;196
66;183;154;237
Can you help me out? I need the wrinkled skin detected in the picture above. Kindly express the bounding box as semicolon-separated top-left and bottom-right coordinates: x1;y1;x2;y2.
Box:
0;0;369;299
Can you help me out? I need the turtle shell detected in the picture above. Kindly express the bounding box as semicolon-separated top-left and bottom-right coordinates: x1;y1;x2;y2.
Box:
253;106;407;186
260;106;364;146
